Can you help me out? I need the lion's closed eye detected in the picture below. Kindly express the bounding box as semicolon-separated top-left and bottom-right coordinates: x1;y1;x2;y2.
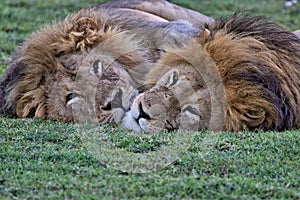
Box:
91;60;103;76
158;70;179;87
169;71;179;87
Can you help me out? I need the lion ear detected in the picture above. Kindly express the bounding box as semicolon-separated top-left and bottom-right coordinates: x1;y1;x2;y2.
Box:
70;17;99;35
51;17;101;55
69;17;101;51
198;28;211;45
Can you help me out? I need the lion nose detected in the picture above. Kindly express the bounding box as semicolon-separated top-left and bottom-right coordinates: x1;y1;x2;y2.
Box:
135;102;151;123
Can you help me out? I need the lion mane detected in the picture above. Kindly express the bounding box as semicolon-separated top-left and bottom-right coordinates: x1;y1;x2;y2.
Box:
205;15;300;131
198;15;300;131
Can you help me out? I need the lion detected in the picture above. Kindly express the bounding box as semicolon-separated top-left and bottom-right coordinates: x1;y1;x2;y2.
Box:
0;2;203;124
0;9;146;122
123;15;300;133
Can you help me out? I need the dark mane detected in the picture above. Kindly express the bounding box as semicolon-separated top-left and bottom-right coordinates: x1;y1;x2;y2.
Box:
213;14;300;52
203;15;300;131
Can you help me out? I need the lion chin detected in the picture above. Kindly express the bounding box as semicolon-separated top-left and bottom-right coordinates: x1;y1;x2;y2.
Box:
125;15;300;133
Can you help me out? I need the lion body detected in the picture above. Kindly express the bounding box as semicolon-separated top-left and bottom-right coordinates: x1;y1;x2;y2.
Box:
96;0;214;28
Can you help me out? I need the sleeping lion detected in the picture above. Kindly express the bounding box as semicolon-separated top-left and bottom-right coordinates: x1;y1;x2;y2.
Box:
0;0;207;124
123;15;300;133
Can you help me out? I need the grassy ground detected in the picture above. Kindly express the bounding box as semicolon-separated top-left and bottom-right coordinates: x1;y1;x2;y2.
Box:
0;0;300;199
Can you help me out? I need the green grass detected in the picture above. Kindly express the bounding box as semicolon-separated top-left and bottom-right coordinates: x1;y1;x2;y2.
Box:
0;0;300;199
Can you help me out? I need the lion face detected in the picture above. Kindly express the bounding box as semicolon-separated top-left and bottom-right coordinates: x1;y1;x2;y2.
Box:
122;64;211;133
46;52;142;125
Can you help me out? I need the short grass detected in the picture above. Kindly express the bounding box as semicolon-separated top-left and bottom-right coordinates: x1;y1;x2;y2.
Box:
0;0;300;199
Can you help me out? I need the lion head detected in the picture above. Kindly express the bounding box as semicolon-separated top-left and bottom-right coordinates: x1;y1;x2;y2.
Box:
121;50;212;133
124;15;300;133
0;8;153;124
45;31;151;124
